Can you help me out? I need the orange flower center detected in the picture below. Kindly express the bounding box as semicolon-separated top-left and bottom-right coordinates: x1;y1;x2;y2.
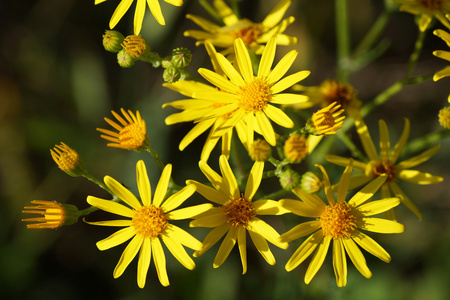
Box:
224;196;255;227
317;112;335;127
131;205;167;238
120;123;147;148
234;24;262;46
237;78;272;112
420;0;443;9
320;203;357;239
322;81;355;109
373;161;396;183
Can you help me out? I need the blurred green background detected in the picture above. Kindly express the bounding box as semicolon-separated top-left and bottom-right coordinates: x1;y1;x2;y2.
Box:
1;0;449;299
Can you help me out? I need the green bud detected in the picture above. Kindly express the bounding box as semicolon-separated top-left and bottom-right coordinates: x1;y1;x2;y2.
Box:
163;67;181;83
301;171;323;194
117;49;136;68
161;56;172;68
171;47;192;68
102;30;125;53
279;169;301;191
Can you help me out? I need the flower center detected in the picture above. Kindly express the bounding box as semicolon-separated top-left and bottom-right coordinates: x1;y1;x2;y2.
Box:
322;81;355;109
420;0;443;9
224;196;255;227
320;203;357;239
372;161;396;183
122;35;148;58
120;123;146;148
237;78;272;112
131;205;167;238
317;112;335;127
234;23;262;46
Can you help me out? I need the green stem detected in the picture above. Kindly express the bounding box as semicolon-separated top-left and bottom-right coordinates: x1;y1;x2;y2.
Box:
405;28;427;78
146;146;165;171
198;0;223;24
336;131;367;162
402;129;450;156
83;173;114;196
261;189;291;201
230;0;241;19
335;0;350;82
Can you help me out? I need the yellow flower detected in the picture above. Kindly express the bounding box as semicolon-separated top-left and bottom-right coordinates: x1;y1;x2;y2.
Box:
248;138;271;161
326;118;443;220
284;133;308;163
280;160;404;287
50;142;87;177
164;37;311;161
97;108;149;150
433;29;450;85
392;0;450;31
86;160;212;288
184;0;297;57
22;200;80;229
309;101;346;135
438;106;450;128
186;155;289;274
95;0;183;35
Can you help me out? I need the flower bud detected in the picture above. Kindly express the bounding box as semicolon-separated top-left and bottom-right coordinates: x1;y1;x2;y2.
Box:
438;106;450;129
122;35;150;59
163;67;181;83
248;139;271;161
22;200;80;229
301;171;323;194
171;47;192;68
102;30;125;53
279;169;301;191
284;133;308;163
50;143;87;177
117;49;136;68
161;56;172;68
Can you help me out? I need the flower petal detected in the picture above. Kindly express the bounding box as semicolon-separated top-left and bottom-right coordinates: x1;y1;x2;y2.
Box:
84;219;132;227
219;155;240;200
186;180;229;205
326;155;367;171
87;196;134;218
244;160;264;200
248;230;276;266
348;174;387;207
279;220;321;243
389;181;423;220
194;223;229;257
271;71;310;94
305;235;331;284
189;207;227;228
133;0;146;35
352;230;391;263
213;227;237;268
315;164;335;205
257;37;276;78
379;120;390;162
96;226;136;251
255;112;276;146
136;160;152;206
253;199;289;215
165;223;203;250
147;0;165;26
336;159;353;203
358;217;405;234
197;68;239;93
113;234;143;278
285;230;323;272
270;93;310;105
215;53;245;86
263;104;294;128
397;169;443;184
355;118;378;161
110;0;133;29
396;144;440;170
152;237;169;286
161;234;195;270
237;226;248;274
267;50;298;85
342;238;372;279
332;238;347;287
234;38;254;82
165;203;213;220
152;164;172;207
248;217;288;249
279;199;323;217
161;184;197;213
137;237;151;288
104;176;142;210
291;187;327;211
353;197;401;217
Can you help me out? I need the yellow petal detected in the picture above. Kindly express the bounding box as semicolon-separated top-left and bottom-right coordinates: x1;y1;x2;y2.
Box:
248;217;288;249
285;230;322;272
219;155;240;199
213;227;237;268
337;159;353;203
197;68;239;93
87;196;134;218
315;164;335;205
348;174;387;207
255;112;276;146
291;187;327;211
332;238;347;287
164;224;202;250
355;118;378;161
161;234;195;270
270;93;309;105
186;181;229;205
262;0;291;28
279;220;321;243
194;223;229;257
165;203;213;220
326;155;367;171
147;0;165;26
161;184;197;213
305;235;331;284
198;160;223;190
397;169;443;185
358;217;405;233
352;230;390;263
263;104;294;128
137;237;151;288
85;219;132;227
248;230;276;266
185;14;222;32
215;53;245;86
253;199;290;215
279;199;323;217
266;50;298;85
152;238;169;286
136;160;152;207
396;144;440;170
271;71;310;94
237;226;248;274
113;234;143;278
96;226;136;251
104;176;142;210
234;38;254;83
379;120;390;162
257;37;276;78
389;181;423;220
109;0;133;29
244;160;264;200
152;164;172;207
133;0;146;35
390;118;410;164
342;238;372;279
353;197;401;217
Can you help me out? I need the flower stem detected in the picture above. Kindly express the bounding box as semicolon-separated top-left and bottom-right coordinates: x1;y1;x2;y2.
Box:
405;28;427;78
402;129;450;156
335;0;350;82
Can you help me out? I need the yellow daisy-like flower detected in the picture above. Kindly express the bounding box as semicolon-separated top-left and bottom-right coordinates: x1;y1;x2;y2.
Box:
97;108;150;151
22;200;80;229
164;37;310;161
50;142;87;177
392;0;450;31
184;0;297;57
86;160;212;288
309;101;346;135
280;160;405;287
433;29;450;84
95;0;183;35
186;155;289;274
327;118;443;220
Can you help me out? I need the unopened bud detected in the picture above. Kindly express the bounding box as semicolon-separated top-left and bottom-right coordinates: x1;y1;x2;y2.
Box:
171;47;192;68
279;169;301;191
102;30;125;53
117;49;136;68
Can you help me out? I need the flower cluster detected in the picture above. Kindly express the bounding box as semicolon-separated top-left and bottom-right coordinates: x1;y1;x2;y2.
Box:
21;0;448;293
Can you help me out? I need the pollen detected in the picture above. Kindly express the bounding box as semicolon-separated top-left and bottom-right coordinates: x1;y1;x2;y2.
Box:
372;161;396;183
50;143;79;171
233;23;262;46
237;78;272;112
131;205;168;238
284;133;308;163
419;0;443;10
224;196;255;227
320;203;357;239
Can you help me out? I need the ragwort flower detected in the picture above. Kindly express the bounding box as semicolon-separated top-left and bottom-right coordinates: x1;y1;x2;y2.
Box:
308;101;346;135
184;0;297;57
22;200;80;229
433;29;450;86
280;160;404;287
164;37;311;161
326;118;443;220
392;0;450;31
95;0;183;35
86;160;212;288
186;155;288;274
97;108;150;151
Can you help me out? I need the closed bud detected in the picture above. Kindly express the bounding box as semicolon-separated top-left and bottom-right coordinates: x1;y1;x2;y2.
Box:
171;47;192;68
163;67;181;83
301;171;323;194
249;139;271;161
102;30;125;53
117;49;136;68
279;169;301;191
